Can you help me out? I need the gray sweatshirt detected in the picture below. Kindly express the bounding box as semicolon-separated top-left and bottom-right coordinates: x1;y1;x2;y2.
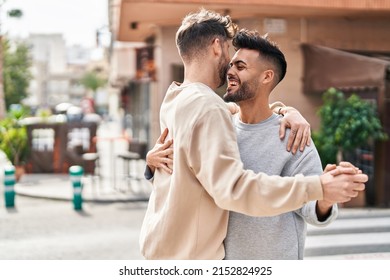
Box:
224;113;338;260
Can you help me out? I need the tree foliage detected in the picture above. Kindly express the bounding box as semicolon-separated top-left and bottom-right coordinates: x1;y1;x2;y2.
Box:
313;87;388;167
2;38;32;109
79;70;107;93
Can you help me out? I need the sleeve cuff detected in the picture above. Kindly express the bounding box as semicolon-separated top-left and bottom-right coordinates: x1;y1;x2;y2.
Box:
304;201;338;226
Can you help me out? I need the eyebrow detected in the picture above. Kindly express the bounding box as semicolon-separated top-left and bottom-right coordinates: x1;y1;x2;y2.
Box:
230;59;247;66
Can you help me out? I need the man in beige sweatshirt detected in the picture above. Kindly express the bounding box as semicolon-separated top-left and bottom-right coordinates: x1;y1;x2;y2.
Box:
139;8;368;260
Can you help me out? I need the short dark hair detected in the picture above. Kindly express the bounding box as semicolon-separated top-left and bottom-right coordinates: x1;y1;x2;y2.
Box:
176;8;237;62
232;29;287;84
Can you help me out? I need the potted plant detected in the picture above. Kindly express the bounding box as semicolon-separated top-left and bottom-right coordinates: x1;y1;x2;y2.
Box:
0;107;29;180
313;87;388;206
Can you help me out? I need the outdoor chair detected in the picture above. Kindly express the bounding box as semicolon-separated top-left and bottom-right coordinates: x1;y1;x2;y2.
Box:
116;141;148;190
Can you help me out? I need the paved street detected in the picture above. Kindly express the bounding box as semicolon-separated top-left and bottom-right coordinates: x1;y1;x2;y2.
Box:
1;192;390;260
0;196;146;260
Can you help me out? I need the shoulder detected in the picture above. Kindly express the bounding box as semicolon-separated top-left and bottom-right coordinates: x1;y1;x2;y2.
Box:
178;83;229;116
274;116;323;175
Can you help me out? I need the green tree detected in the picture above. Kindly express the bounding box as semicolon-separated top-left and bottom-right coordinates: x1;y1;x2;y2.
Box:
0;5;23;118
313;87;388;167
2;38;32;109
79;70;107;93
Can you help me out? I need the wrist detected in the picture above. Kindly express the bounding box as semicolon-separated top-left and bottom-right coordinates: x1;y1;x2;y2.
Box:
317;200;333;210
316;200;333;221
146;154;156;173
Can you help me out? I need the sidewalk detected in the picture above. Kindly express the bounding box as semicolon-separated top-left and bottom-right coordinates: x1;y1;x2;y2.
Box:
9;120;152;203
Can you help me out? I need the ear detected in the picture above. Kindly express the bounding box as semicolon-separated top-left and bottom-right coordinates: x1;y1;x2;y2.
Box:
262;69;275;85
212;38;222;57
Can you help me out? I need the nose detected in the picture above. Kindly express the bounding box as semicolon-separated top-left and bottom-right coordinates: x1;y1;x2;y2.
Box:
227;65;234;76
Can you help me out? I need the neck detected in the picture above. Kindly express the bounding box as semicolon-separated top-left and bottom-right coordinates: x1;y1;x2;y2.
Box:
183;60;219;90
238;95;273;124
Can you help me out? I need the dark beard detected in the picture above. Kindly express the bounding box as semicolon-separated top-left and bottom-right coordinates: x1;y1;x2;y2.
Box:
223;82;255;103
218;63;229;88
217;51;230;88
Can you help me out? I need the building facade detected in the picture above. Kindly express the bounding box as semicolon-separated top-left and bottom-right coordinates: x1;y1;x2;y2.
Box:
109;0;390;206
26;34;110;115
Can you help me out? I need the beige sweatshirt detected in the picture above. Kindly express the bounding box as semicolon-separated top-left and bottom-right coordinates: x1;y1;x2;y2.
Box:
139;82;322;260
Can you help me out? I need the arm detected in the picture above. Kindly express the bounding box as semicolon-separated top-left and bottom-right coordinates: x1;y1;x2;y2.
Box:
270;102;311;154
286;142;337;225
310;163;343;223
185;104;368;216
316;164;338;222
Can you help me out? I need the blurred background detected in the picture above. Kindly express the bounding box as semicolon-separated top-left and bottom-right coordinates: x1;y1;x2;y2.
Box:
0;0;390;260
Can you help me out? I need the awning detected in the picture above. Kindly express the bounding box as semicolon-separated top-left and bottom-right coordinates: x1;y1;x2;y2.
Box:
301;44;390;94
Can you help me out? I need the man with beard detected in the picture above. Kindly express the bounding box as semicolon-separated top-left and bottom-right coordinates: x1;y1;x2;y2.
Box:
223;29;337;259
139;8;367;260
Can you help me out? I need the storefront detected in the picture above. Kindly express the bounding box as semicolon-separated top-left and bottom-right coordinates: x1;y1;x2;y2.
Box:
302;44;390;207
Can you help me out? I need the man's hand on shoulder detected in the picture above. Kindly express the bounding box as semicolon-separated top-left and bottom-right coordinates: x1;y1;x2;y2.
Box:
277;106;311;154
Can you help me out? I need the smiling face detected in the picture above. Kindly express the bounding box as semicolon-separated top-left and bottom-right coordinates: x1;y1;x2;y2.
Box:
223;48;264;103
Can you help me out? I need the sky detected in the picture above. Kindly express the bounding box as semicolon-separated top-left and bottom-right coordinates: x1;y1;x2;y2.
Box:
1;0;109;48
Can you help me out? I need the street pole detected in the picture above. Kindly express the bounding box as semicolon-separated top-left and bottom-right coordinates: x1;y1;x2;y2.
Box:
69;165;84;211
3;165;15;208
